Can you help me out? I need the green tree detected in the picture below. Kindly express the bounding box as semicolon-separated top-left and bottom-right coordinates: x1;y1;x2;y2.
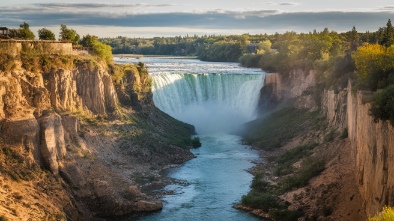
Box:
16;22;35;40
348;26;360;51
80;34;96;47
59;24;80;45
381;19;394;47
81;35;113;63
38;28;56;40
369;85;394;126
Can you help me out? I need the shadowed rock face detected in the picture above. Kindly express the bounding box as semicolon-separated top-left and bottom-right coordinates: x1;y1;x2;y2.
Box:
38;112;66;175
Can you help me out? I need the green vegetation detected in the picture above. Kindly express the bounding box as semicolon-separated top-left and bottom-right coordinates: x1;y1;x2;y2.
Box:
8;22;35;40
81;35;113;63
242;108;324;150
240;106;330;220
279;156;325;191
275;143;318;176
38;28;56;40
59;24;80;45
101;34;252;62
369;84;394;125
368;207;394;221
191;137;201;148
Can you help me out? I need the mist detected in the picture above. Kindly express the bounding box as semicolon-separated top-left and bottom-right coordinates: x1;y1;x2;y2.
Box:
170;102;253;134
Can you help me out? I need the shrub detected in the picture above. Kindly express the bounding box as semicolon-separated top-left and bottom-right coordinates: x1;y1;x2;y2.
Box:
242;108;323;150
368;206;394;221
270;209;304;221
241;192;279;210
369;84;394;126
280;157;325;191
275;143;318;176
191;137;201;148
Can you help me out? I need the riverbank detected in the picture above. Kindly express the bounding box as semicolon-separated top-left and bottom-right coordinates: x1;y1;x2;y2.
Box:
237;106;365;220
120;134;260;221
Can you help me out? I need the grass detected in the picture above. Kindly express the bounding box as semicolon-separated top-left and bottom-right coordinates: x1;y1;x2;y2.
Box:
242;107;325;150
0;145;42;182
239;107;329;219
274;143;318;176
279;157;325;192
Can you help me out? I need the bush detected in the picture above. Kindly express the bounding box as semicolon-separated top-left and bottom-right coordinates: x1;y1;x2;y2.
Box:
241;192;279;210
242;108;323;150
368;206;394;221
369;84;394;126
270;209;304;221
280;157;325;191
275;143;317;176
239;54;263;68
191;137;201;148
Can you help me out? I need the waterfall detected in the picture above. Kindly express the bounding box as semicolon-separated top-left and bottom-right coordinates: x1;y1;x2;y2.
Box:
151;73;264;134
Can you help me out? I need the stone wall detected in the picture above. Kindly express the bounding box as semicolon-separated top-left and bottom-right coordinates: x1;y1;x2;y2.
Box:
0;40;73;55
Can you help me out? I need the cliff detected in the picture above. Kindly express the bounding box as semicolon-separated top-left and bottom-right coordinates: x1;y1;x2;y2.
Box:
250;70;394;219
0;43;195;220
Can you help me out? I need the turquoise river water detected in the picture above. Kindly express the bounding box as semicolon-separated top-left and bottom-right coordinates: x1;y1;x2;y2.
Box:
113;57;265;221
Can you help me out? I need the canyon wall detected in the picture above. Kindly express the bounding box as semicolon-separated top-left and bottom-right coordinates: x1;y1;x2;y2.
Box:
261;71;394;216
347;86;394;216
0;43;191;220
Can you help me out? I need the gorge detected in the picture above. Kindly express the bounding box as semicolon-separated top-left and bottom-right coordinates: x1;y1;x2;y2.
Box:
1;40;393;221
113;57;265;220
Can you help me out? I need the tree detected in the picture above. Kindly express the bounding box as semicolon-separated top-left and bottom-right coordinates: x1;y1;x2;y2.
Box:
381;19;394;47
38;28;56;40
80;34;96;47
348;26;360;51
16;22;35;40
59;24;80;45
81;34;113;63
369;85;394;126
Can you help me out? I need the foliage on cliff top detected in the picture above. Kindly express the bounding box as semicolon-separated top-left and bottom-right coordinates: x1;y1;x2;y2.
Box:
8;22;35;40
369;84;394;126
81;34;113;63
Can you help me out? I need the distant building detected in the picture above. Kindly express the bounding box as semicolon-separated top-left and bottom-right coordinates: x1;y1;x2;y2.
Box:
247;43;258;53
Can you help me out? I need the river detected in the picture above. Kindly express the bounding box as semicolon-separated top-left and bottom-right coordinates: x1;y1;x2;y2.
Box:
114;57;265;221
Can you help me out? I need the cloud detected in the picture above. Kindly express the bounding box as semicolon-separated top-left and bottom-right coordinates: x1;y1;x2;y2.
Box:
0;4;392;37
380;6;394;11
33;3;178;9
267;2;300;6
279;2;301;6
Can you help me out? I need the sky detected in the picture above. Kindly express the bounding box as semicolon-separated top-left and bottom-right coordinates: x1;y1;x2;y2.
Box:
1;0;394;38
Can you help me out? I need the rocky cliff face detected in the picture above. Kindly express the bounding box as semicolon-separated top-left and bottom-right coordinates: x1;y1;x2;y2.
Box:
347;86;394;216
258;70;316;111
260;71;394;217
0;44;194;220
